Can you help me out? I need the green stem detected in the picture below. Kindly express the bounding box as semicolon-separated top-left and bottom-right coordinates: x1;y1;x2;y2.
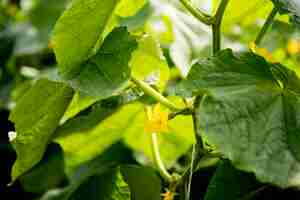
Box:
193;96;204;149
131;76;182;111
212;0;230;55
179;0;213;25
168;108;193;120
254;7;278;46
151;132;173;182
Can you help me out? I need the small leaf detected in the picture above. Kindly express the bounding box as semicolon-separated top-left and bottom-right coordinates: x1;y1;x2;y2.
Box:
121;165;161;200
9;79;74;181
271;0;300;28
52;0;119;79
130;35;170;90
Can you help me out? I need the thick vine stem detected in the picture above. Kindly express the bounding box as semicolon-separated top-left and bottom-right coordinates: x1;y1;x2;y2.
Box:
212;0;230;54
254;7;278;46
131;76;183;111
179;0;213;25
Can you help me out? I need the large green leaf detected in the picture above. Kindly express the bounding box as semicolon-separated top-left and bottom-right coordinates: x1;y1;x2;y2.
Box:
204;160;259;200
19;143;67;194
271;0;300;27
178;49;300;187
9;79;74;181
67;27;137;98
121;165;161;200
52;0;119;79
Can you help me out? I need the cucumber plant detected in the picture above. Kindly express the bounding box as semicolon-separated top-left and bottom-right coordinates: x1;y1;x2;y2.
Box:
2;0;300;199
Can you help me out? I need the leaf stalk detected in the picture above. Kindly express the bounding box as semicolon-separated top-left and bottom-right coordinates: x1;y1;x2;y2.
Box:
179;0;213;25
131;76;182;111
212;0;230;54
254;6;278;46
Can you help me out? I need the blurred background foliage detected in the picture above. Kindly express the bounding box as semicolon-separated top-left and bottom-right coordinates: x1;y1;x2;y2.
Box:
1;0;300;199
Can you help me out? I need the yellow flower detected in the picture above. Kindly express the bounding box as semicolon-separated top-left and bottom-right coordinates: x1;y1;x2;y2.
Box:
249;42;275;63
161;190;176;200
48;41;55;49
287;39;300;55
145;103;169;133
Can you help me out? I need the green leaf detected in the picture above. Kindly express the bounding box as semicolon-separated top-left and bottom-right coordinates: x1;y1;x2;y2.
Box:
116;0;147;17
118;3;152;32
57;97;194;174
213;0;274;32
179;49;300;187
9;79;74;181
19;143;67;194
271;0;300;27
29;0;67;40
62;92;98;122
69;169;129;200
204;160;259;200
52;0;119;79
67;27;137;98
121;165;161;200
40;143;133;200
130;35;170;90
55;100;141;174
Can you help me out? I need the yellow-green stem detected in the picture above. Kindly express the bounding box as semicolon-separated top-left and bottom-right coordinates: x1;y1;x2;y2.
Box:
145;106;173;182
254;7;278;46
179;0;213;25
131;77;182;111
151;133;173;182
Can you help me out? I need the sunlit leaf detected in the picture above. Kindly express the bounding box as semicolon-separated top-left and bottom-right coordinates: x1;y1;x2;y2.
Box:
116;0;147;17
130;35;170;89
52;0;119;79
271;0;300;27
9;79;74;181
